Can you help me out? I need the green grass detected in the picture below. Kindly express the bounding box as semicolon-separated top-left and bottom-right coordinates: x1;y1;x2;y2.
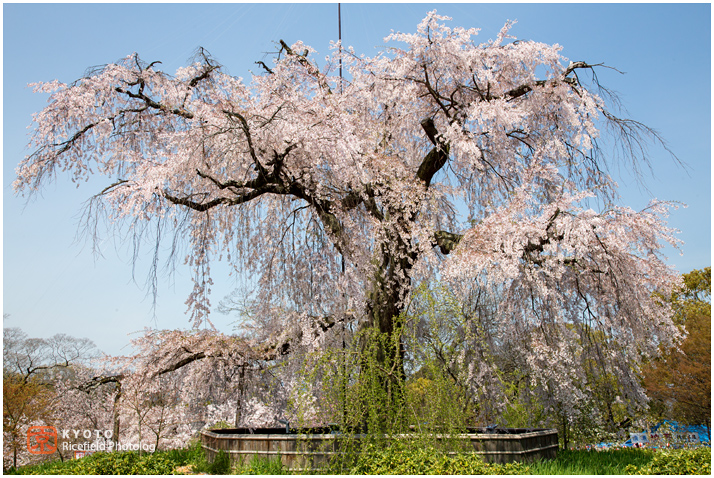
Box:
5;442;711;475
528;448;657;475
527;447;711;475
234;454;288;475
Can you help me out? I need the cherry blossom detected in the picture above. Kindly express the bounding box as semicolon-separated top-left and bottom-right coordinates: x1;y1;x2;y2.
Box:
15;12;683;424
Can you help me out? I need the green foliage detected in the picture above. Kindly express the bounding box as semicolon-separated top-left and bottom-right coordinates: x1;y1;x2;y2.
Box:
401;285;478;431
211;420;233;430
301;283;476;429
644;267;711;427
7;450;180;475
348;441;530;475
11;441;708;475
175;440;230;475
529;448;655;475
234;454;287;475
499;381;546;429
347;445;708;475
291;283;481;474
625;447;712;475
528;448;711;475
677;267;711;315
5;440;213;475
163;440;205;464
207;450;231;475
300;280;528;474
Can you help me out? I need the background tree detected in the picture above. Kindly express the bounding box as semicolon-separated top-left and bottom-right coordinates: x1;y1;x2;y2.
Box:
643;267;711;432
3;374;54;469
15;12;682;412
2;328;100;469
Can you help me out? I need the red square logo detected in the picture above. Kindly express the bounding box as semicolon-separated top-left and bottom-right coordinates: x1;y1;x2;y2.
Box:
27;426;57;455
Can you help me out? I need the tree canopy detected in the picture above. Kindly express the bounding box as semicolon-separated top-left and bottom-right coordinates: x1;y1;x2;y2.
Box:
15;13;683;416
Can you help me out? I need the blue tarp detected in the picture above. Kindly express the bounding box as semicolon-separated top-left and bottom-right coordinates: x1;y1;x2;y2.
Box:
652;420;710;443
623;420;710;447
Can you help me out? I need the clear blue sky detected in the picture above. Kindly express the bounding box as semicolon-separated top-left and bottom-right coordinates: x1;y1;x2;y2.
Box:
3;3;711;356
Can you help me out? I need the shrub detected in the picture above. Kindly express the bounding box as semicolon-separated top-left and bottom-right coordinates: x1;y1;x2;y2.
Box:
626;447;712;475
208;450;231;475
6;440;206;475
7;450;178;475
235;454;287;475
348;441;530;475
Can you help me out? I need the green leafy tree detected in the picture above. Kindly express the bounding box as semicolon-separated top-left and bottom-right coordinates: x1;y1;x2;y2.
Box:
643;267;711;429
3;374;55;469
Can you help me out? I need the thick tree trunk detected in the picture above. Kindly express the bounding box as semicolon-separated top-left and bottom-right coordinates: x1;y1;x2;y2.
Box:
364;288;406;399
234;366;246;428
358;240;411;426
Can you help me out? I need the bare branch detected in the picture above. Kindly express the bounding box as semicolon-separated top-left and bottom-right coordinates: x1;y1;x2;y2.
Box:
255;61;274;75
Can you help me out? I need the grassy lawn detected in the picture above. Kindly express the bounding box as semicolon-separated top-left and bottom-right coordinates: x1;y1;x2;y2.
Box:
528;448;657;474
5;442;711;475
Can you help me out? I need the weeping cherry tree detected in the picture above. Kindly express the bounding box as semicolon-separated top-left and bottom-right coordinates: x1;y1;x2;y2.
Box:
15;13;683;414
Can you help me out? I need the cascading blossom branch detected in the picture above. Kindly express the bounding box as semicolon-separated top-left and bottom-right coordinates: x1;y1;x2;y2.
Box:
444;186;683;414
16;11;683;413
